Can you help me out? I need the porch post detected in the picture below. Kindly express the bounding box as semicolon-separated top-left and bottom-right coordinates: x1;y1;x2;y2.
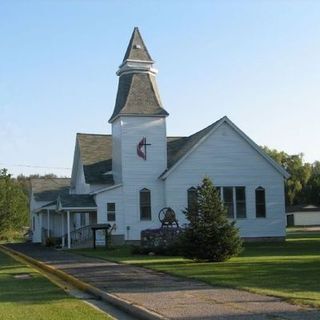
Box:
61;212;65;248
47;209;50;238
67;210;71;249
39;211;43;242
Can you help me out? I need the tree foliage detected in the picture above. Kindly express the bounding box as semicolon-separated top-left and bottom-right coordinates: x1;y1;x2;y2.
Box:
303;161;320;205
262;147;319;206
179;177;243;262
0;169;29;235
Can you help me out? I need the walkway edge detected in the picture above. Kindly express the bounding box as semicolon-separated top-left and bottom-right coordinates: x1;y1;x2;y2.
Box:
0;244;169;320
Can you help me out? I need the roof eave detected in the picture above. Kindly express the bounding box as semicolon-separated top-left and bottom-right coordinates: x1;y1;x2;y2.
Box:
108;112;169;124
59;207;97;211
90;183;122;195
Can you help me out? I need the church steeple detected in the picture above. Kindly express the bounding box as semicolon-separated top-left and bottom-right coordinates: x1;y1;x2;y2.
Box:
109;27;168;123
122;27;153;63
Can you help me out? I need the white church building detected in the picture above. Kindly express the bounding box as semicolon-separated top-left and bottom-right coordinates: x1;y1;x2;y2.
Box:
30;28;289;248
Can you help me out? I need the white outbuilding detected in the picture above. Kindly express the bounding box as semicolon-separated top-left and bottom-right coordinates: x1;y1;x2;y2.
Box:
286;205;320;227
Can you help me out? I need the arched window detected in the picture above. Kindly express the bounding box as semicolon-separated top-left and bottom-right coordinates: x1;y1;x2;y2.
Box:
187;187;197;211
140;188;151;220
255;187;266;218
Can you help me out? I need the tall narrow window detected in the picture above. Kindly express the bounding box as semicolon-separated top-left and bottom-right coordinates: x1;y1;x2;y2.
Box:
236;187;246;218
256;187;266;218
140;188;151;220
223;187;234;218
187;187;197;211
107;203;116;221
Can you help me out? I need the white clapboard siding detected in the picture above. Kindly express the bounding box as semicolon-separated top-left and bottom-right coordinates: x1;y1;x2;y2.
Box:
165;122;286;238
95;186;125;235
30;195;51;242
111;116;167;240
112;118;123;184
293;212;320;226
73;145;90;194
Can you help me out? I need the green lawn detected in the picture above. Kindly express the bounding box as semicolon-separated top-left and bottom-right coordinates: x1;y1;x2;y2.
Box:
73;231;320;308
0;250;112;320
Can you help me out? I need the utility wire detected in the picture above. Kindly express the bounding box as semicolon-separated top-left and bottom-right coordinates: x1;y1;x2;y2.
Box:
0;163;71;170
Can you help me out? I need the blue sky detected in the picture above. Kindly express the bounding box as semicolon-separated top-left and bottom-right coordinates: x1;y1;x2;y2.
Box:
0;0;319;176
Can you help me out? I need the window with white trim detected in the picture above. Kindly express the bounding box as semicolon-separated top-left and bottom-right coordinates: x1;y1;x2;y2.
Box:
140;188;151;220
187;187;197;211
255;187;266;218
223;187;234;218
107;203;116;221
235;187;246;218
219;186;247;219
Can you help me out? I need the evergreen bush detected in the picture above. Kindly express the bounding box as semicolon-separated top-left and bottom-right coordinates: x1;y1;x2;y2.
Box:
179;177;243;262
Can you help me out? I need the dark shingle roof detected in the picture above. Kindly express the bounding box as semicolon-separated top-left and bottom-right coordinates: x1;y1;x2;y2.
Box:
109;73;169;122
77;133;114;185
76;122;221;183
31;178;70;202
59;194;96;209
40;201;57;209
123;27;153;62
286;205;320;213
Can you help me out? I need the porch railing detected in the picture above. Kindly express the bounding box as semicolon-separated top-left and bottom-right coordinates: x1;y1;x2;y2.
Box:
68;225;93;247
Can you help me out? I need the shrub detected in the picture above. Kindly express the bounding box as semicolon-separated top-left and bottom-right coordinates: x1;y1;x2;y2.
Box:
179;177;243;262
45;237;55;247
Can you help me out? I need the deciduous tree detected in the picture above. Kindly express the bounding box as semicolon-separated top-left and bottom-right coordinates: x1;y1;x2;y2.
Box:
0;169;28;235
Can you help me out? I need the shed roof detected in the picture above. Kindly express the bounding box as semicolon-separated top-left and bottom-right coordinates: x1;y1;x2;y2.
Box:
59;194;96;209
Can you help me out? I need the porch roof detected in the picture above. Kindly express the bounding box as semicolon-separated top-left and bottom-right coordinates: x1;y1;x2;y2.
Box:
58;194;97;211
33;201;57;213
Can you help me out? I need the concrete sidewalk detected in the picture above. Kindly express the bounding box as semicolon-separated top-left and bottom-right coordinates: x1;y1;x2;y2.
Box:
5;243;320;320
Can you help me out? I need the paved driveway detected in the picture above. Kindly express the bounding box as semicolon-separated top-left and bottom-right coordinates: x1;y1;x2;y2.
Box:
6;243;320;320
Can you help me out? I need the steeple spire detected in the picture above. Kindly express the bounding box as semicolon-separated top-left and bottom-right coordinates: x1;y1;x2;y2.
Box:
116;27;157;77
109;28;168;123
122;27;153;63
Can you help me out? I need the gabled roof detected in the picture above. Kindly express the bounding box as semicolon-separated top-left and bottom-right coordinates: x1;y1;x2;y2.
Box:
161;116;290;179
77;133;114;185
109;73;168;122
76;133;188;183
30;178;70;202
76;117;290;185
58;194;96;209
123;27;153;62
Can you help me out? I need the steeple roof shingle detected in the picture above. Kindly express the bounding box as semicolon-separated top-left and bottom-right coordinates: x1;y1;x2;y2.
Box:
109;27;168;122
123;27;153;62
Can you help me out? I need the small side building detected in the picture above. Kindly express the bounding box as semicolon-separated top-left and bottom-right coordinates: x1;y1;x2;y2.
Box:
30;178;70;243
286;205;320;227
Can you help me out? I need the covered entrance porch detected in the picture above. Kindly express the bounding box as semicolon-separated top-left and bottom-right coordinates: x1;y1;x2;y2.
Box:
36;194;109;249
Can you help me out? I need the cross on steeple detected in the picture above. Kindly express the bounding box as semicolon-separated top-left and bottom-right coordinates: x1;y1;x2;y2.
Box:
137;137;151;160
